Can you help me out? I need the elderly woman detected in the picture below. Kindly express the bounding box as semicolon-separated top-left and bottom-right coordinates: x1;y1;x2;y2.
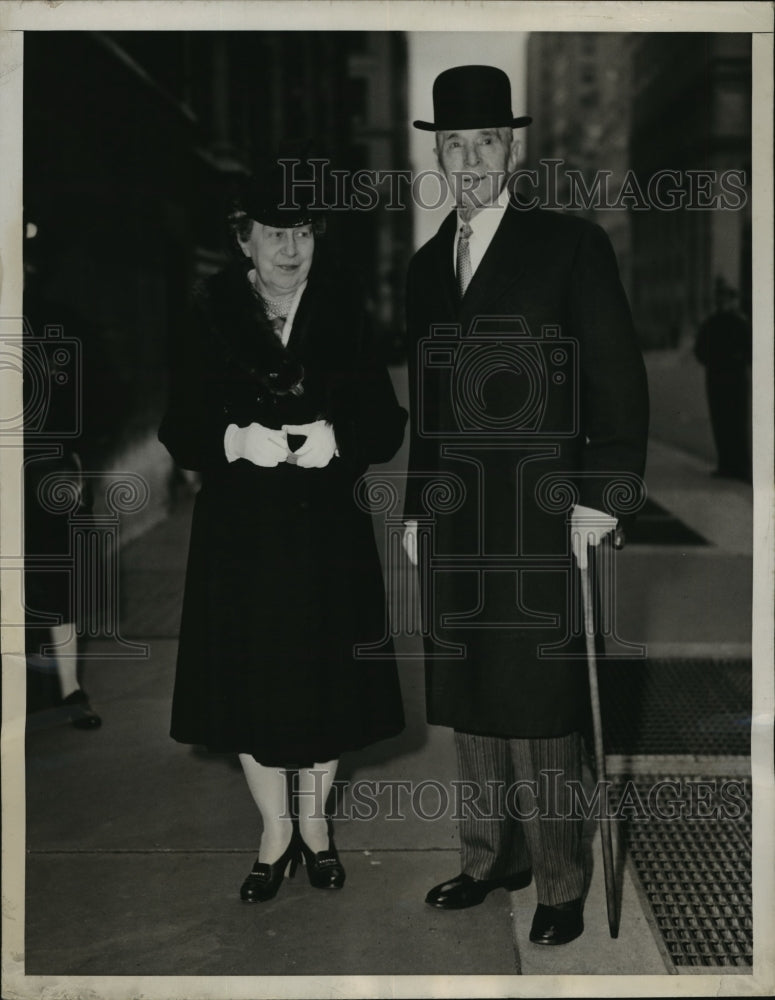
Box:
158;163;407;902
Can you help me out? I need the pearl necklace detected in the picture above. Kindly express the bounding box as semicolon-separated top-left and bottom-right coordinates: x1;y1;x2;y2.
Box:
261;293;295;319
247;269;295;319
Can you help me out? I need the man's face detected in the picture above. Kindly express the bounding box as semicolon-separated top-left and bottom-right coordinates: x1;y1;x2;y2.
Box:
435;127;519;211
239;222;315;297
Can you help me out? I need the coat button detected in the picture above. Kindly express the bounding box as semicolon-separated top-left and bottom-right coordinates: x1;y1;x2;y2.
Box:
299;500;310;510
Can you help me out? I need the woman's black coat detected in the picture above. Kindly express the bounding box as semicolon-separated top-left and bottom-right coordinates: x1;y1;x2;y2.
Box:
159;257;407;764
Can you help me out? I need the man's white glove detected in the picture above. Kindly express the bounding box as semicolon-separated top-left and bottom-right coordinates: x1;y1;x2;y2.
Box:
570;503;618;570
405;507;617;570
282;420;338;469
224;422;288;467
403;520;418;566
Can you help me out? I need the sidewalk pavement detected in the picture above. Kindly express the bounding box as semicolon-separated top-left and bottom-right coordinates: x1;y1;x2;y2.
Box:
20;365;753;983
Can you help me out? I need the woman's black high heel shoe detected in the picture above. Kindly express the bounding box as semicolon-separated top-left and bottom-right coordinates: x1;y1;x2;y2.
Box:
61;689;102;730
240;826;302;903
299;823;346;890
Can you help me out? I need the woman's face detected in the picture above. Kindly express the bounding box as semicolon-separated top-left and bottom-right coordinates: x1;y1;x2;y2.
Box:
239;222;315;298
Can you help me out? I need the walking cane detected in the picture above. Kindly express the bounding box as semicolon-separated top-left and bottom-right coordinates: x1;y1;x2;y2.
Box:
578;526;622;939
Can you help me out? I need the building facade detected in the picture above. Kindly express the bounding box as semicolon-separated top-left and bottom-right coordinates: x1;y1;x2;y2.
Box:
629;33;751;347
526;31;751;349
526;32;634;293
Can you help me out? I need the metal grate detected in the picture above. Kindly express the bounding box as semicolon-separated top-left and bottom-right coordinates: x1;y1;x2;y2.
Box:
599;659;751;756
620;776;752;970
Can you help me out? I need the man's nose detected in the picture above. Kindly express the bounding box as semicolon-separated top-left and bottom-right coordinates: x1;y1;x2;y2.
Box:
281;233;298;256
464;144;480;167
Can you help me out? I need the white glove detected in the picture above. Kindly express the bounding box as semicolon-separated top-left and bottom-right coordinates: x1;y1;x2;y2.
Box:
224;422;288;467
282;420;338;469
570;503;618;569
402;520;418;566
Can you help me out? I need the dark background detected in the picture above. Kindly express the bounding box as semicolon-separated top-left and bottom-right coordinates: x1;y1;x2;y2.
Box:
22;31;752;536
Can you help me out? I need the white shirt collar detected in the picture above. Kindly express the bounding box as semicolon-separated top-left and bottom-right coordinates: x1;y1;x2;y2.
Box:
454;182;511;278
458;181;511;230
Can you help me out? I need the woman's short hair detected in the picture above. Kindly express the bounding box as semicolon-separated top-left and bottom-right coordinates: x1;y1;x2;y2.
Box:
227;207;255;242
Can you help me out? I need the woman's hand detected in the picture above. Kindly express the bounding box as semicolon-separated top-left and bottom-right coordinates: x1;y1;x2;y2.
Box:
282;421;338;469
225;423;288;467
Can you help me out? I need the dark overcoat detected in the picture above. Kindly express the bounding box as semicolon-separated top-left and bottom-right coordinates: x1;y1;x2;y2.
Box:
159;256;407;765
404;198;649;739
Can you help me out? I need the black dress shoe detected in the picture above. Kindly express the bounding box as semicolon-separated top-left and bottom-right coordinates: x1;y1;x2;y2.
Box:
61;689;102;730
299;834;346;889
529;899;584;945
240;828;302;903
425;870;532;910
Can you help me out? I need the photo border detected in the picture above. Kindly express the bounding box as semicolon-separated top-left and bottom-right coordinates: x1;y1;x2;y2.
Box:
1;2;772;998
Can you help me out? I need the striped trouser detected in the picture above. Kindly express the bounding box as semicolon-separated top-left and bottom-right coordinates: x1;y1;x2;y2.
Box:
454;730;585;906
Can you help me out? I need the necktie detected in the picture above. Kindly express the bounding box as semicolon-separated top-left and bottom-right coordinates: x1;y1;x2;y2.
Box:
456;220;473;298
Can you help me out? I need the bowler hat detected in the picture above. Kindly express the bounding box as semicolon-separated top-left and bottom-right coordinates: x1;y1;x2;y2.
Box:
240;161;325;228
413;65;532;132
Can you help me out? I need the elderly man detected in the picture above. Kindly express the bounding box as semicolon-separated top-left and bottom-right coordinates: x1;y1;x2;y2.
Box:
403;65;648;945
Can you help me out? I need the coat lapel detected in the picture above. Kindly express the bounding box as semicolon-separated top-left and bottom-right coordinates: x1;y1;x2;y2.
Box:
285;260;344;365
458;199;534;332
284;281;312;356
208;265;292;373
430;212;459;316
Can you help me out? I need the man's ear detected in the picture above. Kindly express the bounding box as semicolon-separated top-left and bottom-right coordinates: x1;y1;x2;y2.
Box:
508;136;522;173
236;235;251;257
